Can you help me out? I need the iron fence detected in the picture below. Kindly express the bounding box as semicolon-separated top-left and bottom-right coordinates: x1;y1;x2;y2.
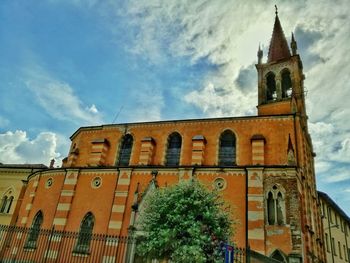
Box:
0;224;248;263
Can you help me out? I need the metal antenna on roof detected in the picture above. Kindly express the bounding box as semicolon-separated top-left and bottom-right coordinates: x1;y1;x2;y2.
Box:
275;5;278;16
112;105;124;124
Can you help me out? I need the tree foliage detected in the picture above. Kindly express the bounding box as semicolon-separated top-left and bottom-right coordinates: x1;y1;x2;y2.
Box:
136;180;234;262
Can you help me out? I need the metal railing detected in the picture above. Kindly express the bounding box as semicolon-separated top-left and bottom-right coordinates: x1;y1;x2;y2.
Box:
0;225;133;263
0;224;248;263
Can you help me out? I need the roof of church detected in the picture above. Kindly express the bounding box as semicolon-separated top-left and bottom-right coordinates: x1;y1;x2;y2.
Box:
268;13;291;62
70;113;296;140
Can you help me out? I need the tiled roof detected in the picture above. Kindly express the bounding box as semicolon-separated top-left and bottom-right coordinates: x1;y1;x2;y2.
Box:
268;15;291;62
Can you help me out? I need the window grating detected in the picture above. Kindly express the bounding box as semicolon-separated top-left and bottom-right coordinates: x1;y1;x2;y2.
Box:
165;133;181;166
218;131;236;166
118;134;133;166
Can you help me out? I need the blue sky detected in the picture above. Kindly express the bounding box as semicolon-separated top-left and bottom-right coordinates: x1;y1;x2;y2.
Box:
0;0;349;215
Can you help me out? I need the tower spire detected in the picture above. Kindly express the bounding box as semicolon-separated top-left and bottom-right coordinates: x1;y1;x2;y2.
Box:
257;43;263;64
291;32;298;55
268;6;291;62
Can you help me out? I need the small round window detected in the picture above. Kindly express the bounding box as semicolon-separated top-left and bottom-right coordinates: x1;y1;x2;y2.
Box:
91;177;102;188
46;178;53;188
213;177;226;191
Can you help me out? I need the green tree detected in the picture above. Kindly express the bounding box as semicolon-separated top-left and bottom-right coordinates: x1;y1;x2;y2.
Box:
136;180;234;263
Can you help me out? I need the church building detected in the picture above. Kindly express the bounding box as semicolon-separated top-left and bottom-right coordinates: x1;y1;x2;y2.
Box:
5;10;325;263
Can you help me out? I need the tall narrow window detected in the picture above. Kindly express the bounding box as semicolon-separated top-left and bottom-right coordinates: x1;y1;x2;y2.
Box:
276;192;284;225
24;211;43;249
118;134;133;166
74;212;95;254
0;196;7;213
266;72;276;101
165;133;182;166
325;233;330;252
266;185;285;226
267;192;275;225
339;241;342;259
344;245;347;261
5;196;14;213
281;70;292;98
218;130;236;166
331;237;336;255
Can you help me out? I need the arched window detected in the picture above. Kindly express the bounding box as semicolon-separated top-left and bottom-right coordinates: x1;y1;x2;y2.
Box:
118;134;133;166
24;211;43;249
0;196;8;213
218;130;236;166
267;192;275;225
5;196;14;213
266;185;285;226
270;249;287;262
281;70;292;98
165;133;182;166
74;212;95;254
266;72;276;101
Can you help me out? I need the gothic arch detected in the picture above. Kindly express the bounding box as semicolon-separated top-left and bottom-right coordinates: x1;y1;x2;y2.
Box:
270;249;287;262
265;184;286;225
0;187;15;214
74;212;95;254
266;72;276;101
24;210;43;249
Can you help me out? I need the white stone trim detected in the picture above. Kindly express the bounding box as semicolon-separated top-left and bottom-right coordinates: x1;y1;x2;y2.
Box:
64;178;77;185
118;178;130;185
61;190;74;196
57;203;71;211
248;195;264;202
112;205;125;213
53;218;67;226
108;221;122;229
248;211;264;221
248;229;264;240
115;191;128;197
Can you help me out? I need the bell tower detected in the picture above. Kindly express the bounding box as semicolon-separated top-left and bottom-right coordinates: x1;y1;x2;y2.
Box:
256;7;306;118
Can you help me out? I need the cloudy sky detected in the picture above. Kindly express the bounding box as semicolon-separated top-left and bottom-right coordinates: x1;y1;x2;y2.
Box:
0;0;349;214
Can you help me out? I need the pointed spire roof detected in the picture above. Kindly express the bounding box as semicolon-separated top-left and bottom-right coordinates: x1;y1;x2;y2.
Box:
268;6;291;62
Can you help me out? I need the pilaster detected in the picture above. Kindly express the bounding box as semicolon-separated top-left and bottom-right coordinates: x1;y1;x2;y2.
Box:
247;167;265;255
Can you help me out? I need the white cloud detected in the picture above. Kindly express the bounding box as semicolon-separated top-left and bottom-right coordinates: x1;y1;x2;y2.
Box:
122;0;350;122
321;167;350;183
184;82;256;117
24;66;103;126
87;104;99;114
0;130;68;166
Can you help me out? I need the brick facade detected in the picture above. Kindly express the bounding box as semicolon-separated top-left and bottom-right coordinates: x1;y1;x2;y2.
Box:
11;12;325;263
